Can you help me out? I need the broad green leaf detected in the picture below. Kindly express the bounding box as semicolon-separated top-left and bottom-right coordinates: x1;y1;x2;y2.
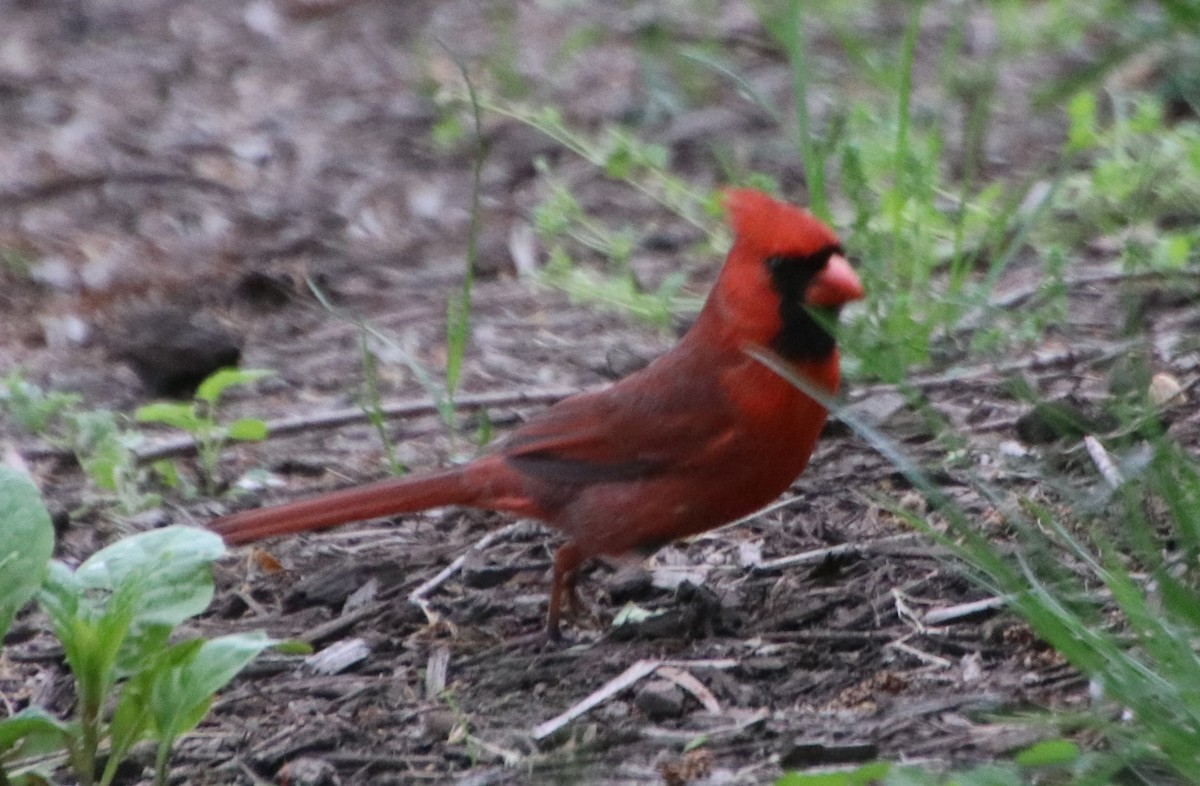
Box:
225;418;269;442
0;467;54;641
151;632;275;741
35;561;80;635
49;571;142;714
71;526;224;628
195;368;274;406
44;528;224;685
0;708;69;750
134;402;202;432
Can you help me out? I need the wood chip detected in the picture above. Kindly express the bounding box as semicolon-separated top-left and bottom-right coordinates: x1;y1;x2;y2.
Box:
304;638;370;675
425;646;451;698
1084;435;1124;489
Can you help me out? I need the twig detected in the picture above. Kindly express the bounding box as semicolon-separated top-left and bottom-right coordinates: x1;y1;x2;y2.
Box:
659;658;738;670
986;267;1200;312
656;666;721;713
640;707;770;743
923;595;1008;625
754;533;924;572
699;493;811;541
763;629;896;644
132;386;581;464
853;339;1139;400
528;658;738;742
888;638;954;669
532;659;661;740
298;600;386;645
0;170;235;208
408;522;522;605
892;589;925;632
464;734;524;767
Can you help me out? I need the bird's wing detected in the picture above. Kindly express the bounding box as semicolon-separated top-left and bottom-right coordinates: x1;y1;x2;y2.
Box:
499;386;725;486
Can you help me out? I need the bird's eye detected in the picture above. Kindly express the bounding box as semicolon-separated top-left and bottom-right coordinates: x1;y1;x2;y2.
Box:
766;256;785;270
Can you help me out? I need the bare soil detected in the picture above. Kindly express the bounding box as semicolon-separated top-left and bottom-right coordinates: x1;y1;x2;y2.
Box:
3;2;1199;784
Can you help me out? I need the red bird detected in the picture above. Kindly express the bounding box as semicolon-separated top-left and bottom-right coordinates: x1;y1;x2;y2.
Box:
210;189;864;638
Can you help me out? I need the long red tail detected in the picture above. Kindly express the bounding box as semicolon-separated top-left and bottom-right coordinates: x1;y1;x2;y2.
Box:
210;467;479;545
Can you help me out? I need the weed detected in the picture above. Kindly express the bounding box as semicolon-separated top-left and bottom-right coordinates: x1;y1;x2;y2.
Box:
135;368;274;496
0;470;285;786
0;373;159;513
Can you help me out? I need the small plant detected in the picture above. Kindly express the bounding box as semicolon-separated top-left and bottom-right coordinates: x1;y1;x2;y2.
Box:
356;327;405;475
478;99;718;235
0;371;82;435
775;738;1084;785
443;51;486;432
530;174;702;326
135;367;274;495
1054;92;1200;265
64;409;165;513
308;279;455;446
0;468;283;786
861;421;1200;782
1;373;160;513
0;468;55;646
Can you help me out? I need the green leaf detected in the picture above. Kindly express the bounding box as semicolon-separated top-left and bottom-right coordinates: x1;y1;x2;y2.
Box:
225;418;269;442
0;708;70;751
195;368;274;406
271;639;314;656
152;459;180;489
1015;738;1080;767
106;672;155;771
134;402;202;432
1159;234;1191;269
150;632;275;742
40;527;225;689
72;526;224;629
0;467;55;641
39;562;143;721
775;762;891;786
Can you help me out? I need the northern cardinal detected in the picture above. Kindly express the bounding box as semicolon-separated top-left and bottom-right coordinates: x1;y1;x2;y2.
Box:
210;189;864;638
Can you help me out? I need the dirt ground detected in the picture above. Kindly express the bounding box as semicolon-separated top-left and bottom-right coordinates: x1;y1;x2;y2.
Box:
3;1;1199;784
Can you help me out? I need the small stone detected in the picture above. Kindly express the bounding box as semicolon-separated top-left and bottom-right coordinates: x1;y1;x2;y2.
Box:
278;756;340;786
421;709;459;741
1148;373;1185;407
998;440;1028;459
605;566;655;604
634;679;686;720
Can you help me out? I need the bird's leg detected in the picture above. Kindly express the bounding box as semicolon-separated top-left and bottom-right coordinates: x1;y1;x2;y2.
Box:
548;543;585;641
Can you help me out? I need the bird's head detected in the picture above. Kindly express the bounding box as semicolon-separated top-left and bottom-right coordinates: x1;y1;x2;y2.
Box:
716;188;864;361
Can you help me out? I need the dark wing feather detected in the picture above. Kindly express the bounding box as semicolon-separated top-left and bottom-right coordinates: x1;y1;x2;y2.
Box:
499;382;725;486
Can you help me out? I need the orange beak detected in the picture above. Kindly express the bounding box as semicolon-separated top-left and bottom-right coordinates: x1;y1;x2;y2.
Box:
806;254;864;308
